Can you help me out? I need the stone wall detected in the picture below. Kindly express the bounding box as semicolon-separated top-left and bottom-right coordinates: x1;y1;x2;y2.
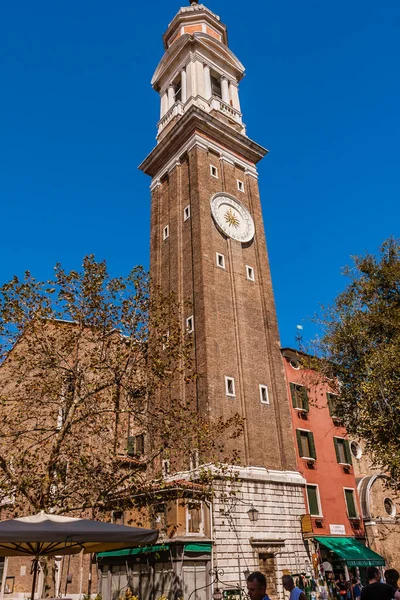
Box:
212;467;308;600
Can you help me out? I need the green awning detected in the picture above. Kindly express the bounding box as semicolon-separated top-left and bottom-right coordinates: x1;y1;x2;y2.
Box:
97;541;212;559
184;543;212;553
315;536;385;567
97;544;169;558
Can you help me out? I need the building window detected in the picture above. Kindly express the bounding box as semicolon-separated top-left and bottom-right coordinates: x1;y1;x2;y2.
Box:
127;434;144;458
173;75;182;103
225;376;235;397
384;497;396;517
210;165;218;178
327;392;339;417
186;502;203;534
344;488;358;518
216;253;225;269
259;384;269;404
163;225;169;240
237;180;244;192
306;485;322;516
290;383;309;412
111;510;124;525
162;458;170;477
211;75;222;99
289;358;300;370
162;330;169;350
334;437;352;465
186;315;194;333
246;265;255;281
296;429;316;460
184;205;191;221
350;441;362;459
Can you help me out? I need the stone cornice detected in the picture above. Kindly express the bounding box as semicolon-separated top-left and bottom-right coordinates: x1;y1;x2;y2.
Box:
139;105;268;179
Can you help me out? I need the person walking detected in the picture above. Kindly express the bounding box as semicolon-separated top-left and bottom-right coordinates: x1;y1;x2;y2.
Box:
360;566;400;600
282;575;307;600
350;576;362;600
246;572;271;600
385;570;400;595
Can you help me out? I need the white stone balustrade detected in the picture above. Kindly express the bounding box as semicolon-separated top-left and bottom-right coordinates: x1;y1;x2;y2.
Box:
157;102;184;133
210;96;243;125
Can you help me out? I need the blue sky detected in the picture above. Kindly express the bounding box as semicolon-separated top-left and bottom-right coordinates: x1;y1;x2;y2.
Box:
1;0;399;347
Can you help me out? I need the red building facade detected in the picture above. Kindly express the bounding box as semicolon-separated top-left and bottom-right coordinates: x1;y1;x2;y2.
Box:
281;348;372;583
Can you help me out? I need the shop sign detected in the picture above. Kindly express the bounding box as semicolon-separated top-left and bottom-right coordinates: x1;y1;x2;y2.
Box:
329;524;346;535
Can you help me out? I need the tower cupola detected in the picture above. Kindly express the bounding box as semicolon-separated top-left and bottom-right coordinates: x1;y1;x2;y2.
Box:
152;3;246;140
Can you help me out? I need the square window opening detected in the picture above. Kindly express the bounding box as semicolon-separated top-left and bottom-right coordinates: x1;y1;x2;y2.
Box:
186;315;194;333
225;376;235;397
246;265;255;281
216;253;225;269
184;205;191;221
259;384;269;404
237;179;244;192
210;165;218;178
163;225;169;241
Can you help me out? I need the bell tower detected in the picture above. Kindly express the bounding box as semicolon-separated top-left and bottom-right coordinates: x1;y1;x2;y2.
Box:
140;1;297;472
140;2;308;591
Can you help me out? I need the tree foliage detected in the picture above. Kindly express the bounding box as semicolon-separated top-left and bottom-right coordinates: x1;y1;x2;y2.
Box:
0;256;243;516
305;238;400;485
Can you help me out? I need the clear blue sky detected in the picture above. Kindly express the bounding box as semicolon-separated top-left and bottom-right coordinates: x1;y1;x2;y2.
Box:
1;0;399;347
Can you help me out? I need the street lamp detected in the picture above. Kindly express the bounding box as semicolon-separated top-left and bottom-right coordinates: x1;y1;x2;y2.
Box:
247;506;259;522
213;588;223;600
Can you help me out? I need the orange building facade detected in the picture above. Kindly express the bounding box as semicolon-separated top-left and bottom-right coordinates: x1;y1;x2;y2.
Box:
281;348;375;584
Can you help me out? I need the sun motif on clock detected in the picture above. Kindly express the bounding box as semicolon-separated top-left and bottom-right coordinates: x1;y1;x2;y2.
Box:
224;208;240;229
210;193;255;243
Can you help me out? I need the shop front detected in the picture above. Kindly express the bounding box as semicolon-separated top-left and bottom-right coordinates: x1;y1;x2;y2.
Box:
97;542;212;600
314;536;385;598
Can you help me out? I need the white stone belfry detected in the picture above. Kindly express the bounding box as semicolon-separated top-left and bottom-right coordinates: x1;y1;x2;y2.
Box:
151;3;246;139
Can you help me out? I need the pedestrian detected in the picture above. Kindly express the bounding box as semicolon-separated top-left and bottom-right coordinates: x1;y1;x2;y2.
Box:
336;574;347;597
350;576;362;600
360;566;400;600
282;575;307;600
385;569;400;594
246;572;271;600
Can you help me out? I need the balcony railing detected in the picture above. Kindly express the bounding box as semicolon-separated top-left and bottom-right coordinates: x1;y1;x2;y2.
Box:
210;97;243;124
158;102;184;132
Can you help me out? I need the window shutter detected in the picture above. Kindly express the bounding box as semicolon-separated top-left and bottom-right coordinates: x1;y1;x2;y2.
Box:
302;387;309;412
333;437;341;463
344;440;352;465
127;436;135;457
296;429;302;456
290;383;297;408
345;490;357;518
308;432;316;459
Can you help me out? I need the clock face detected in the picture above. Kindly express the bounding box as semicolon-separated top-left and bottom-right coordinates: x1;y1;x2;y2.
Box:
210;193;255;243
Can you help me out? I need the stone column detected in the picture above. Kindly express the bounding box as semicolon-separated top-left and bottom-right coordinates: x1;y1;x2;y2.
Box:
167;84;175;109
229;81;241;111
203;64;211;99
221;76;229;104
181;68;187;103
160;91;168;117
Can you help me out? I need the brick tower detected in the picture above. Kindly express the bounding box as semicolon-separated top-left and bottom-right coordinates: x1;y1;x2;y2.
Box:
140;2;308;595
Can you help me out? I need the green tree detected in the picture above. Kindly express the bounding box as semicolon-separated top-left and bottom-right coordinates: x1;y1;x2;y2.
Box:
0;256;243;516
306;238;400;485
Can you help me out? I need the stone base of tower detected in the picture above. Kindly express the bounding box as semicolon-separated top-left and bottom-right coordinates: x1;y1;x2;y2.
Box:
212;467;308;600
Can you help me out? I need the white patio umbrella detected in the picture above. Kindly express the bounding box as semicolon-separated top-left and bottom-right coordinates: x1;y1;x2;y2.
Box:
0;512;158;599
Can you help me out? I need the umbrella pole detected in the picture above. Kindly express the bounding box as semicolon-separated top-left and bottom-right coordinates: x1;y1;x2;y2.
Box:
31;559;39;600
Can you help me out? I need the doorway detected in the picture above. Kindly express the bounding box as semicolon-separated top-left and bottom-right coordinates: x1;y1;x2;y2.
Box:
259;553;277;599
